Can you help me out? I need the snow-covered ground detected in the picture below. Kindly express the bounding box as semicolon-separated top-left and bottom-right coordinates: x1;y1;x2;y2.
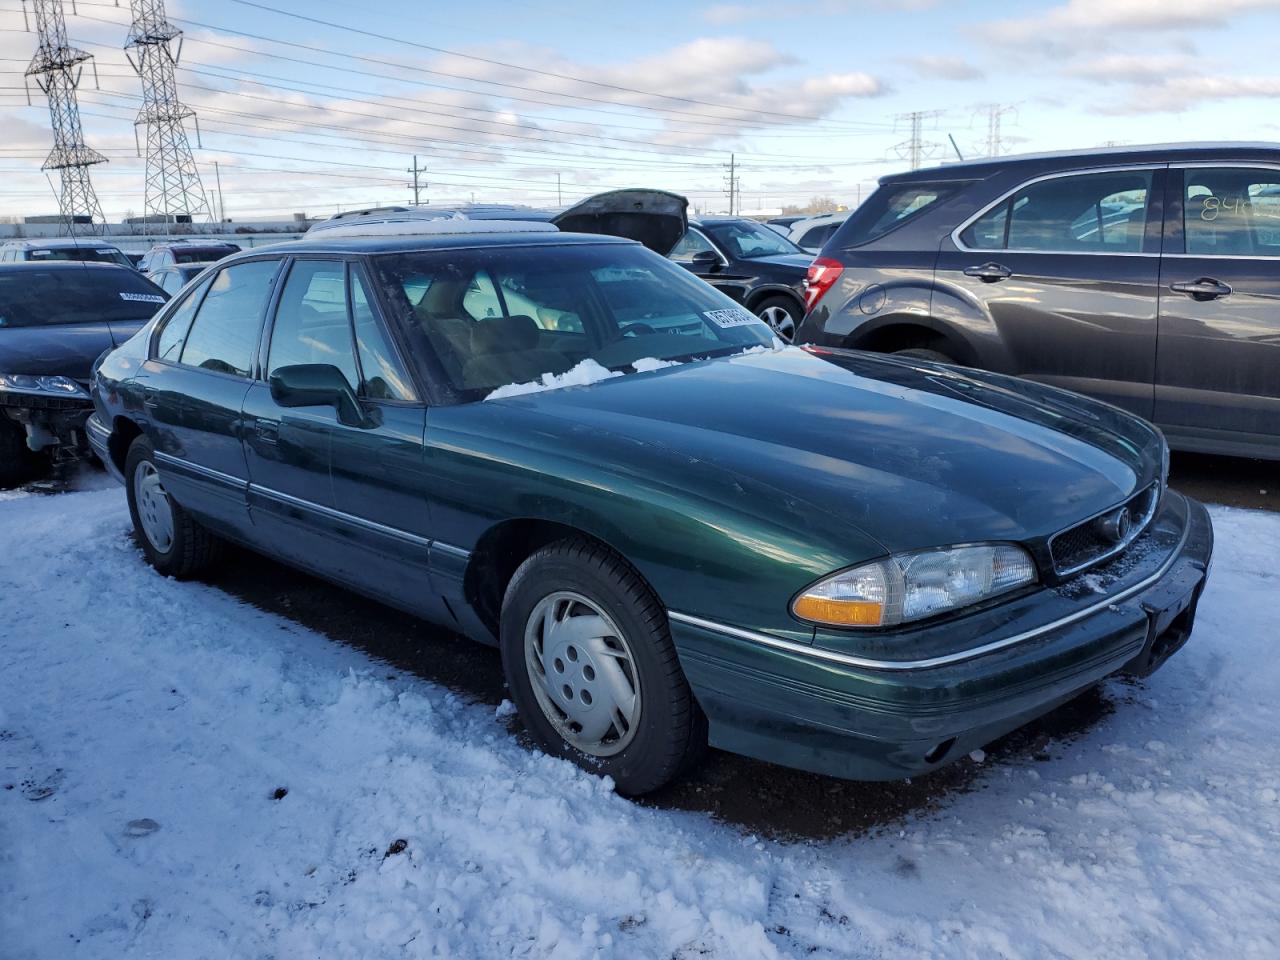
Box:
2;487;1278;959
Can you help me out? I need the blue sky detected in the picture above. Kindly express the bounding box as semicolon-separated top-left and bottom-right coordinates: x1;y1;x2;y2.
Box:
3;0;1280;220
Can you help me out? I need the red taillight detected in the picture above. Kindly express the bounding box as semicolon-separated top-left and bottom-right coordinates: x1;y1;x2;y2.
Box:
804;256;844;312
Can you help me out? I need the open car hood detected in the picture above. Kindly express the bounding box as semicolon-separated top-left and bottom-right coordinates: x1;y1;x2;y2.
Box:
551;189;688;255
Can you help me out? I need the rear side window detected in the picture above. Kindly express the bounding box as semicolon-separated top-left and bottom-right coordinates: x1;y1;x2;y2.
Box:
180;260;280;377
1184;168;1280;257
838;182;963;246
961;170;1153;253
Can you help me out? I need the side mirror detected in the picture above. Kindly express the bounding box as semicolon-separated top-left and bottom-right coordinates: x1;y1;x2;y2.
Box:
690;249;721;271
269;363;366;427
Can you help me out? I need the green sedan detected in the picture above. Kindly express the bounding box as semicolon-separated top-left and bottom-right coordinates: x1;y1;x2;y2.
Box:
89;223;1213;795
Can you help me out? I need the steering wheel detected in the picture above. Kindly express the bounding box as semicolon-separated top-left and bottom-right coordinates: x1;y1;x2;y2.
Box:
620;322;657;338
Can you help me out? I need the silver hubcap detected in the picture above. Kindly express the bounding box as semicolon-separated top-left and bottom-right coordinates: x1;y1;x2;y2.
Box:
758;305;796;342
524;591;641;757
133;460;174;553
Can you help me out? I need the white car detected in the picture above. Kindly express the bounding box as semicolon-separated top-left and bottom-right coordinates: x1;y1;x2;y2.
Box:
788;212;850;254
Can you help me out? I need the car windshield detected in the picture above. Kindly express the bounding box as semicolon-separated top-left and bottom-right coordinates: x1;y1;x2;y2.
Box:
0;268;168;327
25;245;132;267
703;220;804;259
372;242;776;399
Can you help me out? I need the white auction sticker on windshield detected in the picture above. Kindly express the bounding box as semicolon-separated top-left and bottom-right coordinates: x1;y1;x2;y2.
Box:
120;292;166;304
704;307;761;328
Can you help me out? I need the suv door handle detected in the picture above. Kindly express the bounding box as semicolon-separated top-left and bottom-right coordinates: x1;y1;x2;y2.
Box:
963;262;1012;283
1169;277;1232;301
253;418;280;444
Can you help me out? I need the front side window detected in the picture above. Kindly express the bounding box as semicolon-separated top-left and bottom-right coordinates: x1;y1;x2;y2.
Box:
267;260;359;390
1184;168;1280;257
372;243;775;400
962;170;1153;253
703;221;802;259
668;228;717;262
351;272;413;400
180;259;280;377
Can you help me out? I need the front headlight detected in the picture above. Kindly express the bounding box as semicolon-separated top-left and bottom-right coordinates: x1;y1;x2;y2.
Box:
0;374;91;398
792;543;1037;628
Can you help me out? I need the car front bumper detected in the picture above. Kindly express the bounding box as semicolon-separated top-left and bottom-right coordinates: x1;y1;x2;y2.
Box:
669;490;1213;781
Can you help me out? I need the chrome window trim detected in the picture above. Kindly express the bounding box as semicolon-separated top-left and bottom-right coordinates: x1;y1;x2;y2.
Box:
950;163;1166;257
668;513;1190;672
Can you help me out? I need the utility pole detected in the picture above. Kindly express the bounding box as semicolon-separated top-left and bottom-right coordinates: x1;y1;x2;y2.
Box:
125;0;210;227
407;154;427;205
213;159;225;223
893;110;943;170
724;153;740;215
977;103;1017;158
25;0;107;234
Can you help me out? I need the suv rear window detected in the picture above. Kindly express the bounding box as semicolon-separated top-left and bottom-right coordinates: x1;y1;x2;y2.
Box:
836;182;963;246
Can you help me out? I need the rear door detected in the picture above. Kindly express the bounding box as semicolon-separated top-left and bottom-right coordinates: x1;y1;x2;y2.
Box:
1156;164;1280;454
140;258;282;539
937;166;1165;417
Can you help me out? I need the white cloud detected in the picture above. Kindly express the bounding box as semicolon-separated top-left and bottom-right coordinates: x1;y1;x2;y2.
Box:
988;0;1280;44
905;54;984;81
1096;74;1280;113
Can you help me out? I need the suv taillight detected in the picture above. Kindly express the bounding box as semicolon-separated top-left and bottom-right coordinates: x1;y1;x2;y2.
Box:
804;257;844;312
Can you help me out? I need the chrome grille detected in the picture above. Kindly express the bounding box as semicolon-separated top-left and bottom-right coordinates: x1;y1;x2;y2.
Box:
1049;484;1159;577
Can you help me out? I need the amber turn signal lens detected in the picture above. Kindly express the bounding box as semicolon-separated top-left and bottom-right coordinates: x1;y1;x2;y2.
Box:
791;596;884;626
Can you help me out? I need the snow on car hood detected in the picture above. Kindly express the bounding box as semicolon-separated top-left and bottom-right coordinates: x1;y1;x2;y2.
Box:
488;346;1164;553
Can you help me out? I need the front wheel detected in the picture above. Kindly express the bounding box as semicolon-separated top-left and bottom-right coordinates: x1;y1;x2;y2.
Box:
500;538;706;795
124;435;222;578
753;295;802;343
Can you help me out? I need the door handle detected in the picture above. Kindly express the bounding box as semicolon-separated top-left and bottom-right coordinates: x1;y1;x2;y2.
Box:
253;418;280;444
1169;277;1232;301
963;262;1012;283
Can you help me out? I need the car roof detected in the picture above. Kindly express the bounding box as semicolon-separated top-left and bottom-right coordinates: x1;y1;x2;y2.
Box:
890;141;1280;183
5;238;125;249
233;230;636;258
0;260;131;272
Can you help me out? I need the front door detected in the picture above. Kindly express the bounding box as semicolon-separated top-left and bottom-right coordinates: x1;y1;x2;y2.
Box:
140;260;281;539
1155;165;1280;455
937;167;1165;418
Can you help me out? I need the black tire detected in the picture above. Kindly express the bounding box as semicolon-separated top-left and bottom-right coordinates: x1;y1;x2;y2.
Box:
124;435;222;578
500;538;707;796
892;347;954;364
752;295;802;343
0;418;45;489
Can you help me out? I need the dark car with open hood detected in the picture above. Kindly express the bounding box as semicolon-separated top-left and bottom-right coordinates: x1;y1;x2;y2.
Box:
0;262;167;486
89;197;1213;795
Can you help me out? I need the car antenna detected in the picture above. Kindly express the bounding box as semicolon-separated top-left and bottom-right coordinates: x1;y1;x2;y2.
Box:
948;134;965;162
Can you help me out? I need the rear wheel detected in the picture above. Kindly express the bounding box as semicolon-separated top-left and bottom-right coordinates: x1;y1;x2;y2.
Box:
500;538;706;795
753;295;802;343
125;435;222;578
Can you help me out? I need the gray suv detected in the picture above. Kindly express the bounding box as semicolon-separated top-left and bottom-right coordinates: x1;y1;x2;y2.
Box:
797;143;1280;461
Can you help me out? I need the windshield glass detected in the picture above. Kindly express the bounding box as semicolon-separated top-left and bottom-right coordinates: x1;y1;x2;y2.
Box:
703;220;803;259
25;245;132;267
0;268;168;327
372;242;775;399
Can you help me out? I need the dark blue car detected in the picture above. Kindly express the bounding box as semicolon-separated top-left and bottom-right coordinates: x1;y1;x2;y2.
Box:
0;262;167;486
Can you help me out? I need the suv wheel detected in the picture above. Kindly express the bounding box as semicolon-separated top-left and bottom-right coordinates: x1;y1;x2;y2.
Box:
125;435;222;578
753;296;801;343
500;538;706;795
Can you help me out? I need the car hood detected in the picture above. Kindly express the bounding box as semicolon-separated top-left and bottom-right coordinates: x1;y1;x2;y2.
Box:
0;320;147;381
492;346;1163;555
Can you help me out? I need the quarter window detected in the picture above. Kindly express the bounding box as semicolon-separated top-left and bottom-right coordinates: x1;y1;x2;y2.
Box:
668;229;717;262
268;260;359;390
961;170;1153;253
1184;168;1280;257
180;260;280;377
155;276;212;362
